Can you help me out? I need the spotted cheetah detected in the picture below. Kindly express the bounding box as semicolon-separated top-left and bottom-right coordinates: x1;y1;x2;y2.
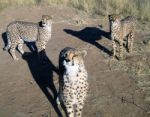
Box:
57;47;88;117
3;15;52;60
109;14;136;60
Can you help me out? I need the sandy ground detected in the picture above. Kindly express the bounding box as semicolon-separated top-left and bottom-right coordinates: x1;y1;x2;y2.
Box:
0;5;150;117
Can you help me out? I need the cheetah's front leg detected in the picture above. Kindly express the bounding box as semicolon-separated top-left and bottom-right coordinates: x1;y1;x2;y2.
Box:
112;37;117;58
17;40;24;55
65;104;74;117
9;42;19;60
57;79;63;105
75;102;84;117
37;41;44;53
36;41;48;61
118;40;124;60
128;31;134;53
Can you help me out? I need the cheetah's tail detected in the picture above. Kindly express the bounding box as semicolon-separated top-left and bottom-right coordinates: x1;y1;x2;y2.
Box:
3;32;11;51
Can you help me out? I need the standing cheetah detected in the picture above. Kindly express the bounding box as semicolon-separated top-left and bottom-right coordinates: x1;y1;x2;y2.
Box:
57;47;88;117
108;14;136;60
3;15;52;60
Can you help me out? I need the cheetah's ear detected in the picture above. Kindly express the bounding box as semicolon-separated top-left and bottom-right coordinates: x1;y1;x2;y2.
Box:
48;15;53;19
108;15;113;22
42;15;53;19
80;50;87;57
108;15;112;20
116;14;121;20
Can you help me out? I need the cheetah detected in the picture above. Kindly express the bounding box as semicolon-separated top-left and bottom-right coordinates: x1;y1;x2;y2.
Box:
57;47;88;117
108;14;136;60
3;15;52;60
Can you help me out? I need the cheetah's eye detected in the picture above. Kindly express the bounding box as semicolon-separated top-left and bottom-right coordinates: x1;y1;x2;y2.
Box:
73;55;77;58
64;53;67;57
65;59;71;62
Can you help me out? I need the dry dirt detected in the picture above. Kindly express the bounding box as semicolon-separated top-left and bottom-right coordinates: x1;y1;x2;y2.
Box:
0;5;150;117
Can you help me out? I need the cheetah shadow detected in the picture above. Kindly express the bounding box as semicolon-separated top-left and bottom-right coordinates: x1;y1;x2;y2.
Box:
22;50;64;117
2;32;37;53
2;32;8;49
64;26;112;56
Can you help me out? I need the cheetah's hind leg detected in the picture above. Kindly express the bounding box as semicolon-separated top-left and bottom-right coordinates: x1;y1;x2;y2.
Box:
127;31;134;53
112;39;117;59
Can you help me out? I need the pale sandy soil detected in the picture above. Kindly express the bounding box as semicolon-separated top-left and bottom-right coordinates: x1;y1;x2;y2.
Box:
0;5;150;117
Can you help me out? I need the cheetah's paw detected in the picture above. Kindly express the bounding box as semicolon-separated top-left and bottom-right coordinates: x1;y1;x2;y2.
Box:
56;97;60;105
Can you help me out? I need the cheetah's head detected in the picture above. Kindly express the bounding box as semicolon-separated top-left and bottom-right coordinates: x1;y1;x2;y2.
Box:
41;15;52;27
63;48;87;66
108;14;121;24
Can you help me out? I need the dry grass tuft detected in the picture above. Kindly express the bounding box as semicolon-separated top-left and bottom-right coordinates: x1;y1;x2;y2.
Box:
0;0;39;10
0;0;150;21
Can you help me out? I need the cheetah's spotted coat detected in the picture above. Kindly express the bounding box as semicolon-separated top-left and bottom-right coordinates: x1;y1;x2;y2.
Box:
4;15;52;60
109;14;136;60
58;47;88;117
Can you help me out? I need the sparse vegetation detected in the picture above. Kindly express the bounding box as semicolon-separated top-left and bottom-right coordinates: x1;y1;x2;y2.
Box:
0;0;150;21
0;0;39;10
0;1;150;116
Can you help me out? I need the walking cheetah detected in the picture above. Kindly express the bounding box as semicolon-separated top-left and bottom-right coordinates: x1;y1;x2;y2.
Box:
57;47;88;117
108;14;136;60
3;15;52;60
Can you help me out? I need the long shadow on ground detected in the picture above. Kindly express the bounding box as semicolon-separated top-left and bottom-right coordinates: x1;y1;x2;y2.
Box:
64;26;112;56
22;50;63;117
